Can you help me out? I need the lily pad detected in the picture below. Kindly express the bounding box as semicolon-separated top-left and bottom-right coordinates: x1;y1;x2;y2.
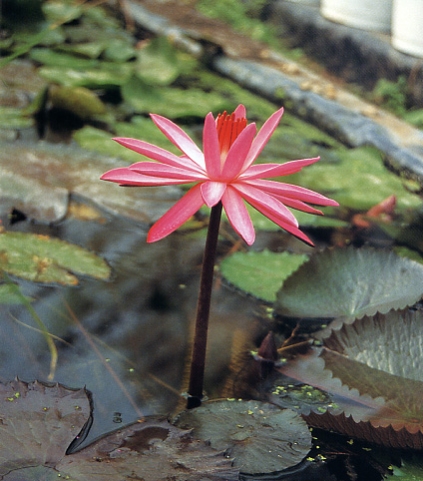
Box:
135;36;180;86
0;380;238;481
39;62;133;88
275;247;423;321
0;379;91;477
121;76;231;118
287;146;421;212
0;231;111;285
275;308;423;449
49;85;106;119
173;399;311;474
220;250;308;302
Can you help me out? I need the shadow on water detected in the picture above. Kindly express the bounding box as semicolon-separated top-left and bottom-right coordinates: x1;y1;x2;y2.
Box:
0;198;261;445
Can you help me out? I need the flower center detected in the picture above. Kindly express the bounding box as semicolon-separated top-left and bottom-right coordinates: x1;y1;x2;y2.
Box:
216;111;247;157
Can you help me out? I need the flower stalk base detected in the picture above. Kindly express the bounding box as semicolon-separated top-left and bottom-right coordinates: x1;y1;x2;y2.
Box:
186;202;222;409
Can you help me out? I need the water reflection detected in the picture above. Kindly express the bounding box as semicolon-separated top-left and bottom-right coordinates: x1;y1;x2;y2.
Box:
0;199;260;445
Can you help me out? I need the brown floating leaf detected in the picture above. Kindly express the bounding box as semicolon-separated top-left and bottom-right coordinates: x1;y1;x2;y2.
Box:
173;399;311;474
0;380;238;480
274;309;423;449
0;379;91;476
58;418;238;481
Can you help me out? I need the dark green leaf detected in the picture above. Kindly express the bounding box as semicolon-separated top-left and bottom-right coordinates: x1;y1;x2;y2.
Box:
173;399;311;474
275;247;423;320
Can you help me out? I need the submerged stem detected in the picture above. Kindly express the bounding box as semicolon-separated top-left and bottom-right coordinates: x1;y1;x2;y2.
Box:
186;202;222;409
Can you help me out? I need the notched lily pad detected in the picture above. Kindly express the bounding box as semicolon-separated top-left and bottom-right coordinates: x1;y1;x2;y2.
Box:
275;246;423;321
220;250;309;302
0;231;111;285
0;379;91;477
0;380;238;480
276;308;423;449
173;399;311;474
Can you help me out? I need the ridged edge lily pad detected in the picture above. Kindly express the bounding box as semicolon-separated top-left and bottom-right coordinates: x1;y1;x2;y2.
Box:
173;399;311;474
275;247;423;320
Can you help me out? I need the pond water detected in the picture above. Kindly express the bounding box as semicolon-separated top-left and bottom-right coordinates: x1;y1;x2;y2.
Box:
0;199;262;445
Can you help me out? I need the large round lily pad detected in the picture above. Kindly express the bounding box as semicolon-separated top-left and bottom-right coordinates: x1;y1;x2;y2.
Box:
173;399;311;474
275;247;423;321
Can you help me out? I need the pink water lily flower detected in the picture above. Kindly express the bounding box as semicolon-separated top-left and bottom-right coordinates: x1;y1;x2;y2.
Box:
101;105;338;245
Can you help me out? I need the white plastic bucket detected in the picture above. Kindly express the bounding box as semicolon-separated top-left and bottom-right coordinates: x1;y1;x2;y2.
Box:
392;0;423;57
321;0;393;32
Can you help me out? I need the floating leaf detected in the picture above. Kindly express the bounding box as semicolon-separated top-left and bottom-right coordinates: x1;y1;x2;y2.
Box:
275;308;423;449
287;146;421;212
0;231;111;285
39;63;133;88
0;379;91;477
121;76;231;118
275;247;423;321
29;48;99;69
0;380;238;481
220;250;308;302
135;37;180;86
173;399;311;474
49;85;106;119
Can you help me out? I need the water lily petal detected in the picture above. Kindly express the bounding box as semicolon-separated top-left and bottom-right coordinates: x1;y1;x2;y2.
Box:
147;184;204;242
222;186;255;245
129;162;206;182
233;104;246;119
113;138;202;172
151;114;205;168
233;183;299;227
100;167;196;186
240;158;320;180
221;123;257;180
242;107;284;170
203;113;221;178
201;181;227;207
249;179;339;206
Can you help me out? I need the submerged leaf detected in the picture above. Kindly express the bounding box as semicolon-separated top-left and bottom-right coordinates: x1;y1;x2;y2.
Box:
220;250;308;302
0;231;111;285
275;247;423;321
173;399;311;474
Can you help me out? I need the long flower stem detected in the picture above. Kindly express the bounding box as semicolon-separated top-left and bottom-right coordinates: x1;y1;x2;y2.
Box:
186;202;223;409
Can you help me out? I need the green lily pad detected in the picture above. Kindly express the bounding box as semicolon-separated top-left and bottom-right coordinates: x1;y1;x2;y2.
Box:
287;146;421;212
29;48;99;69
135;37;180;86
275;246;423;320
121;76;231;118
173;399;311;474
220;250;308;302
39;63;133;88
391;456;423;479
0;231;111;285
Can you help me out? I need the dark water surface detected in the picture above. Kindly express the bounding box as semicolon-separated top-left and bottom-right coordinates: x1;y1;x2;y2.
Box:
0;199;261;445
